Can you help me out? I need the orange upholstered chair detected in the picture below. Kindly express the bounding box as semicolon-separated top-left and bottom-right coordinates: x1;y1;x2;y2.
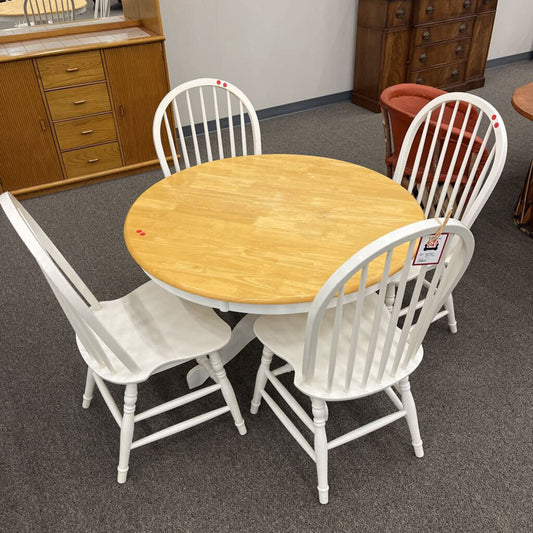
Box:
380;83;487;184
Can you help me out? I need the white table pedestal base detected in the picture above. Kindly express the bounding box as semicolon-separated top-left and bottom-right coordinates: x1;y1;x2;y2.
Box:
187;314;258;389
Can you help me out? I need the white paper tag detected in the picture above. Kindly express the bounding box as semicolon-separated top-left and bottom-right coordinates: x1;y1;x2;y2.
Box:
413;233;449;266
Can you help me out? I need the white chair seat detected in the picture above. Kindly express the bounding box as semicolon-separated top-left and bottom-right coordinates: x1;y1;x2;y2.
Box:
77;281;231;385
255;293;423;401
0;191;246;484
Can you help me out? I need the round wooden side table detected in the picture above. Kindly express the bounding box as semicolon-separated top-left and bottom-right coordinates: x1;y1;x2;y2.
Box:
511;82;533;237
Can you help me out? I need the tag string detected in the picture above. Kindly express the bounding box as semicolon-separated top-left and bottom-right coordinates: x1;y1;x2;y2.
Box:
432;209;453;240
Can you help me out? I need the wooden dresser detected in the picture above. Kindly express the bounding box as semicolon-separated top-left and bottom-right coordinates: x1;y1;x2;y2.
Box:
352;0;498;112
0;0;172;197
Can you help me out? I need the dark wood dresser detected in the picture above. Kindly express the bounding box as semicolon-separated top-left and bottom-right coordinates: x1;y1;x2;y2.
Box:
352;0;498;112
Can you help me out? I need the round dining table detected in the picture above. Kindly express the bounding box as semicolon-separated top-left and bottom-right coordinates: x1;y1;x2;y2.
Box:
124;154;424;386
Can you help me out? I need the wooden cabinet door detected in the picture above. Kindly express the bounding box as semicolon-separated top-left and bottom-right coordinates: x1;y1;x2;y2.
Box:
104;42;169;166
0;60;63;191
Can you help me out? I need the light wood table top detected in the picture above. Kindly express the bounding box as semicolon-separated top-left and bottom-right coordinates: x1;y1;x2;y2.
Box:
0;0;87;18
124;154;424;313
512;82;533;121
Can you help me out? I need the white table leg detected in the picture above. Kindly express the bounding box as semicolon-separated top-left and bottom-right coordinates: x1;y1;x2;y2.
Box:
187;314;258;389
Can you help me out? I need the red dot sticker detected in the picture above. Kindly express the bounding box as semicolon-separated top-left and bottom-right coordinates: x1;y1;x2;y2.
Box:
492;114;497;120
494;123;499;128
140;232;146;236
136;229;142;233
216;80;221;85
223;82;227;88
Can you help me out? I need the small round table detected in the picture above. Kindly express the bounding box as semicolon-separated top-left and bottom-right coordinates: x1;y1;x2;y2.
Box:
125;154;424;386
511;82;533;237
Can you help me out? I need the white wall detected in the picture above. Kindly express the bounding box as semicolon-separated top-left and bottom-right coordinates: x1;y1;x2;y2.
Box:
488;0;533;60
160;0;532;111
160;0;357;110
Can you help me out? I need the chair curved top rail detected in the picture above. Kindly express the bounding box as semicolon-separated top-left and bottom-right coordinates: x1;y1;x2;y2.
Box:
153;77;262;177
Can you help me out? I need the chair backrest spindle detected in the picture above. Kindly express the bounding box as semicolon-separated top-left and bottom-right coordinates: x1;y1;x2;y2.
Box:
198;87;213;162
94;0;110;18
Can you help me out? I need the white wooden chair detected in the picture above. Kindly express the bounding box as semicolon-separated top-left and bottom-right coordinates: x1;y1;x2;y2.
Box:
93;0;110;18
153;78;262;177
250;218;475;504
24;0;76;25
0;192;246;483
388;92;507;332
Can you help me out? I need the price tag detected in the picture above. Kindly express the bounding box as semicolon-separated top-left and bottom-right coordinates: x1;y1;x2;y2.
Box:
413;233;449;266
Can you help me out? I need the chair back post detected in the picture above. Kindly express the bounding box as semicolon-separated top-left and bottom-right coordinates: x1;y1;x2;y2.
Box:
0;192;139;374
302;219;474;392
153;78;262;177
94;0;110;18
393;92;508;228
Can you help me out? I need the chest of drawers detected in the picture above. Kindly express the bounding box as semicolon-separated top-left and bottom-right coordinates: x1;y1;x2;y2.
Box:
353;0;498;112
37;51;122;179
0;27;172;197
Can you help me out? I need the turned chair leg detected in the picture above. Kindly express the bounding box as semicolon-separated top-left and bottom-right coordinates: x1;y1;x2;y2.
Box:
82;368;95;409
385;282;396;311
312;397;329;504
250;346;274;414
117;383;137;483
196;355;219;383
209;351;247;435
444;293;457;333
399;378;424;458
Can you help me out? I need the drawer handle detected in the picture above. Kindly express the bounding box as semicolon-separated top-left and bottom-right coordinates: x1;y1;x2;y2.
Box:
451;70;459;79
455;45;464;55
419;53;428;63
459;24;467;33
463;0;471;8
422;31;431;41
396;8;405;18
66;67;79;73
74;99;87;105
39;118;47;132
425;5;434;15
88;158;100;164
416;77;424;84
81;129;94;135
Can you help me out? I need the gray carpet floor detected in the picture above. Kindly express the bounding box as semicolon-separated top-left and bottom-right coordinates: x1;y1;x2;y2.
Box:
1;61;532;532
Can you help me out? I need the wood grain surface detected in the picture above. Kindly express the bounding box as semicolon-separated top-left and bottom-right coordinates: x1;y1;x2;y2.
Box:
37;50;105;89
124;155;424;305
45;81;111;121
512;82;533;121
